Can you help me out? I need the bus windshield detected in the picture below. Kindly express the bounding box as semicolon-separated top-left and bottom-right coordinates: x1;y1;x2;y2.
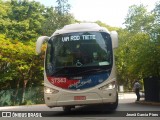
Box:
45;31;113;76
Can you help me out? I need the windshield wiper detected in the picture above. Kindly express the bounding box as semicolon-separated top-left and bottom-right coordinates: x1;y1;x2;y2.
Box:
51;67;71;76
51;66;111;77
75;68;111;75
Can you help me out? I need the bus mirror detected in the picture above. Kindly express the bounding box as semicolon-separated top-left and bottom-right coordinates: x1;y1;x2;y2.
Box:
110;31;118;48
36;36;50;54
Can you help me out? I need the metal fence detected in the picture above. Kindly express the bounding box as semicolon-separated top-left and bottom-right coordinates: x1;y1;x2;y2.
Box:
0;86;44;106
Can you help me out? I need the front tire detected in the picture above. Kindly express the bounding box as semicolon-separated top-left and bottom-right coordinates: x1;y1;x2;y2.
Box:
109;93;118;110
63;106;75;112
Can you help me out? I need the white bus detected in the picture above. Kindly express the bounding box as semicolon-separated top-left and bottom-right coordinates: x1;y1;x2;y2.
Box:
36;23;118;111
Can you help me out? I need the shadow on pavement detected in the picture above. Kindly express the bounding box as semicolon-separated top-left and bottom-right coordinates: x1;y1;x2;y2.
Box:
47;104;117;117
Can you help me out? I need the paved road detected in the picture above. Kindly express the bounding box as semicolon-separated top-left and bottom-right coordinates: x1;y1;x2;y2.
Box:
1;92;139;112
0;93;160;120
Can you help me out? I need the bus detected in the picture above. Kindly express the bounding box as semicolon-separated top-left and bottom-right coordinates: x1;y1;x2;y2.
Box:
36;23;118;111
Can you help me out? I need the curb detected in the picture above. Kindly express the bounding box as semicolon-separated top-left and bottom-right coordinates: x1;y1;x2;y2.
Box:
0;104;46;110
136;100;160;106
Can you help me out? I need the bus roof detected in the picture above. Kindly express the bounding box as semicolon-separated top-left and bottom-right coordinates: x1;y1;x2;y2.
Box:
51;23;110;36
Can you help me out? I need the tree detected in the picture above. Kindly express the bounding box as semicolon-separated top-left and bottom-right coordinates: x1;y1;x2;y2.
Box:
152;1;160;43
124;4;155;33
154;1;160;24
0;0;76;106
0;0;11;36
55;0;71;15
95;21;119;31
0;0;46;41
42;0;75;36
115;29;148;90
116;4;160;91
0;35;45;105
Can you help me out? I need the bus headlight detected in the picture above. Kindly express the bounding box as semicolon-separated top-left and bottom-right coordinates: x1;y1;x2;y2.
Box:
99;81;116;90
44;87;59;94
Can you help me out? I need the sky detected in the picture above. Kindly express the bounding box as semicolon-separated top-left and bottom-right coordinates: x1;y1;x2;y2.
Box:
33;0;159;28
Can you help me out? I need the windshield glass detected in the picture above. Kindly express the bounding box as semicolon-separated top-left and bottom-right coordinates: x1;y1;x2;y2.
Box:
45;31;113;76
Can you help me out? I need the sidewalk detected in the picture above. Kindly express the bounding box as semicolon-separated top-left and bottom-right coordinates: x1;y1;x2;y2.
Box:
118;92;136;99
119;92;160;106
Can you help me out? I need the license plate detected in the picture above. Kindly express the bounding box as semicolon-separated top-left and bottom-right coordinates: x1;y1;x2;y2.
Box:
74;96;86;100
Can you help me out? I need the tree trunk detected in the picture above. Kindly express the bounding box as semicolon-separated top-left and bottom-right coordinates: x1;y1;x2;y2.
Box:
12;78;21;105
21;80;28;104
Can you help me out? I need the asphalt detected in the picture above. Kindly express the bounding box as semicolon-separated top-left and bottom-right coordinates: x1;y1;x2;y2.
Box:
119;92;160;106
0;92;159;109
118;92;137;99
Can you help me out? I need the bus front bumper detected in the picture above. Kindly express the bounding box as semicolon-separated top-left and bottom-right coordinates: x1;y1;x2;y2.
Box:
45;90;117;107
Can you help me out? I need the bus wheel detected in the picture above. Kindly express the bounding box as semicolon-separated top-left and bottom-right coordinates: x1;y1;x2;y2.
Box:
109;94;118;111
63;106;72;112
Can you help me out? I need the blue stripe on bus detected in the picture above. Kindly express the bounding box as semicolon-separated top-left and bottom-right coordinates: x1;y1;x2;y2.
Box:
68;72;110;90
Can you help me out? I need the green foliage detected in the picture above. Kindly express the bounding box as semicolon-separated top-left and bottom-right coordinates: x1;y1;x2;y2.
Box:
55;0;71;15
0;87;44;106
0;89;13;106
42;10;75;36
42;0;75;36
124;4;155;33
115;30;150;89
116;3;160;90
0;0;46;41
0;0;76;39
0;34;44;84
0;0;75;106
0;33;45;105
154;1;160;24
95;20;119;31
0;0;160;104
